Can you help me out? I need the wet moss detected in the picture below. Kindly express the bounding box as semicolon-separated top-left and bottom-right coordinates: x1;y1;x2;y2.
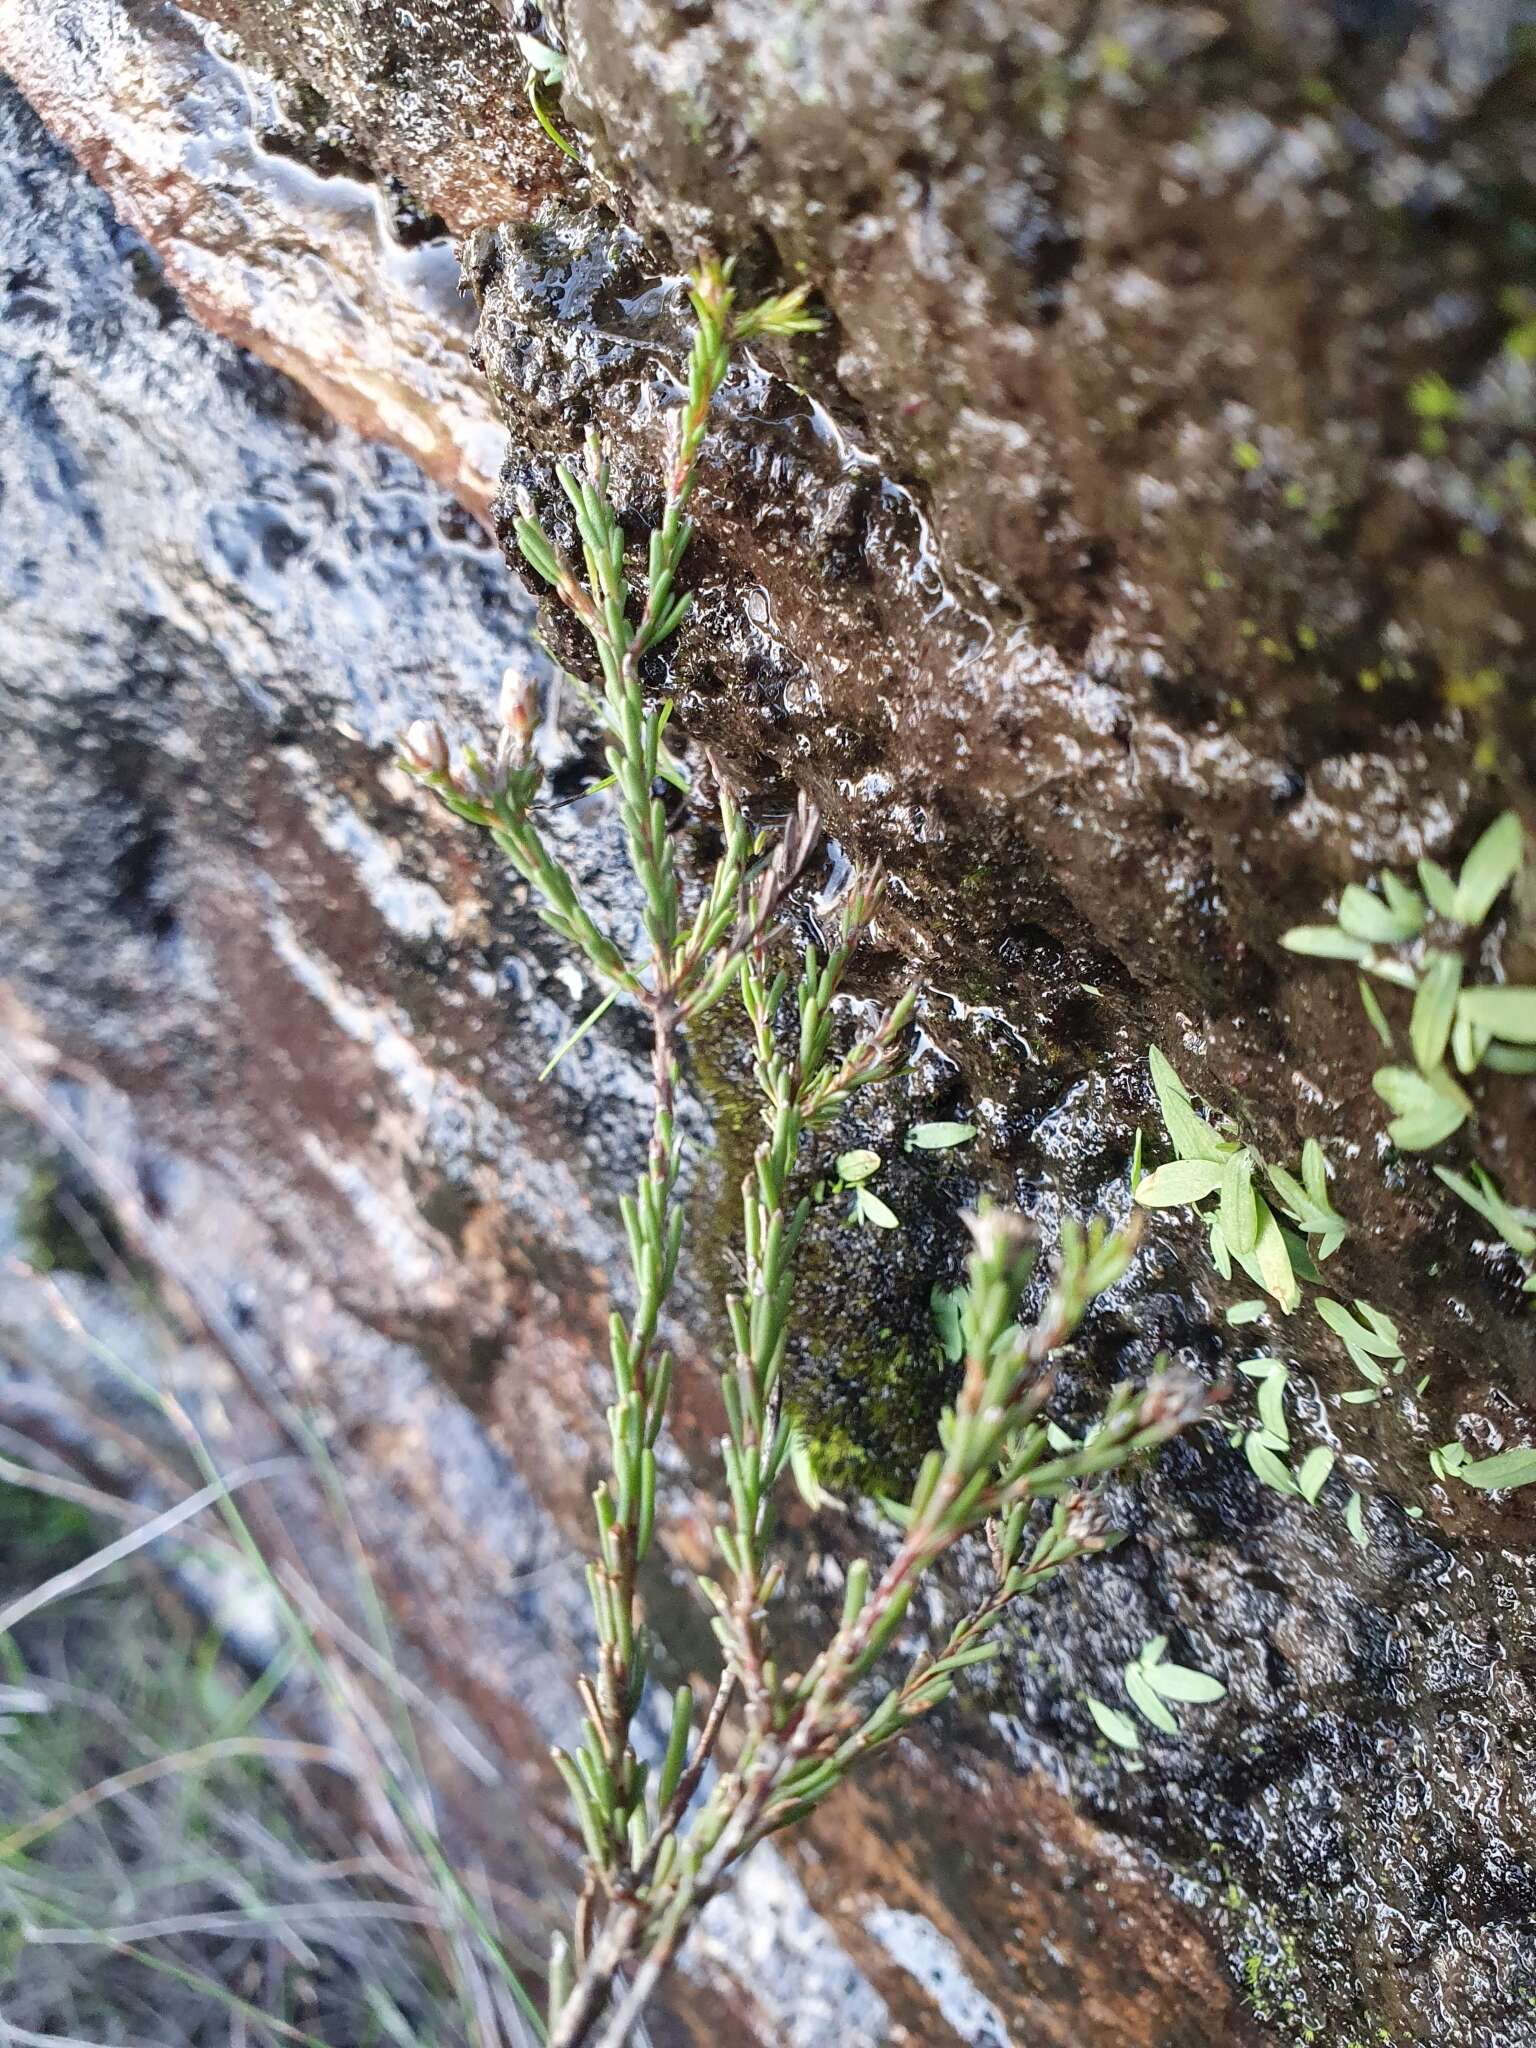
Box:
686;952;972;1495
783;1206;957;1496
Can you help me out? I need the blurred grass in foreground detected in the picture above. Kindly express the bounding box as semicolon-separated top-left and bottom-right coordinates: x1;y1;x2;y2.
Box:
0;1457;542;2048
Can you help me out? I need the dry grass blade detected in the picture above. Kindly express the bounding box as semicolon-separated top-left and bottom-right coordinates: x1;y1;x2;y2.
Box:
0;1736;344;1859
0;1456;299;1638
24;1901;444;1947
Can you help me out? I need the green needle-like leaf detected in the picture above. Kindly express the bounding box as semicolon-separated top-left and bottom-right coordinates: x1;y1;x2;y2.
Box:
1357;975;1395;1048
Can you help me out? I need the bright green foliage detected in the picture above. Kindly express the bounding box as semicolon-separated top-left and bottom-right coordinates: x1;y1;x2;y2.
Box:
828;1146;901;1229
851;1185;900;1229
1432;1443;1536;1490
1086;1695;1141;1749
1296;1444;1336;1503
1410;951;1462;1074
1280;812;1532;1137
1266;1141;1347;1260
1371;1063;1472;1150
403;262;1216;2048
1278;810;1536;1323
1457;985;1536;1044
1357;974;1394;1047
836;1148;881;1184
1246;1430;1300;1496
1135;1050;1346;1310
906;1120;977;1150
1452;810;1523;924
1116;1634;1226;1741
1135;1056;1412;1541
1315;1297;1407;1406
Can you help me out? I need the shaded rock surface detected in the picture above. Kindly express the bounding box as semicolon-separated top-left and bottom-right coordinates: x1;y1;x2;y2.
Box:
5;3;1536;2044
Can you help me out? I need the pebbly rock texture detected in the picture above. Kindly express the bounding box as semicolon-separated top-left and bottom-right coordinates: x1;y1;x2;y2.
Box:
5;2;1536;2044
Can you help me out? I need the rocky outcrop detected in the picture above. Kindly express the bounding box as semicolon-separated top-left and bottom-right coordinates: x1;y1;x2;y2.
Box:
4;4;1536;2043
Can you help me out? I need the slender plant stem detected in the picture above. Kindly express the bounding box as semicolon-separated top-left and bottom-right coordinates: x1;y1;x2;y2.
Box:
401;255;1217;2046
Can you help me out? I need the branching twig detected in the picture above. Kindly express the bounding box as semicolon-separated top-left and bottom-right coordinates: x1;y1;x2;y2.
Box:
404;256;1216;2046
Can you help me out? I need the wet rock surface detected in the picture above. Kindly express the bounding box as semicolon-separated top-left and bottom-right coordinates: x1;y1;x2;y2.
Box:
0;76;952;2048
0;0;517;519
5;3;1536;2044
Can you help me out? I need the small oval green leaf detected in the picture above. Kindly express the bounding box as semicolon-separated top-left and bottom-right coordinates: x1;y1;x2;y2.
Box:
906;1121;977;1150
1124;1662;1180;1734
1281;924;1373;962
1453;810;1523;926
837;1148;881;1184
1144;1662;1227;1705
853;1187;900;1229
1410;951;1463;1076
1456;986;1536;1046
1297;1445;1336;1503
1133;1159;1226;1208
1086;1696;1141;1750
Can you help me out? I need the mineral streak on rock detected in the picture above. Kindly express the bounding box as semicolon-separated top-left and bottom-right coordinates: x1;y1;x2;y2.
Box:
0;0;518;520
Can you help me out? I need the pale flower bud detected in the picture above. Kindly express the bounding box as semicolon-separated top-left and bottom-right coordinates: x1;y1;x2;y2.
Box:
1138;1367;1209;1435
1062;1488;1111;1553
961;1203;1034;1272
498;667;540;771
402;719;449;776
